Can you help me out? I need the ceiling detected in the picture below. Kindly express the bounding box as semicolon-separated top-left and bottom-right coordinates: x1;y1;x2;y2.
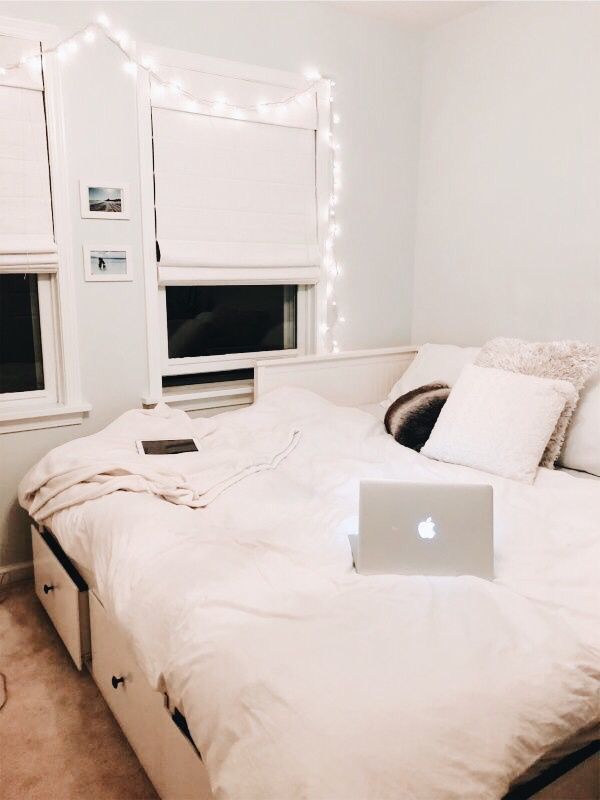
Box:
330;1;488;31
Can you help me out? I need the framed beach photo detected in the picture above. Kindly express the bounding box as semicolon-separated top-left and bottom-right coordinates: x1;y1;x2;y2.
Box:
83;245;133;282
80;181;130;219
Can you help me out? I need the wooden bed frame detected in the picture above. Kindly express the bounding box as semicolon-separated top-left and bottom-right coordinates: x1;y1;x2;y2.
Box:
29;346;599;799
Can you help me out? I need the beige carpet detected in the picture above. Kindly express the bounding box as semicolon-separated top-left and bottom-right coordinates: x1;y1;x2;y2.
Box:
0;580;158;800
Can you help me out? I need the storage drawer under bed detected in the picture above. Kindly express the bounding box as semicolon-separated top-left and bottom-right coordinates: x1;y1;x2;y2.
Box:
31;524;90;669
89;590;212;799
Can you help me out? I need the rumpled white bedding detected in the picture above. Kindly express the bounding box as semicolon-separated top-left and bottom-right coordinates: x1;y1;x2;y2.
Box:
19;402;299;521
45;388;600;800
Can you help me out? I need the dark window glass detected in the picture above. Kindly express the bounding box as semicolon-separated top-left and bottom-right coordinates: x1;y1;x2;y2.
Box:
162;369;253;388
0;274;44;394
166;285;297;359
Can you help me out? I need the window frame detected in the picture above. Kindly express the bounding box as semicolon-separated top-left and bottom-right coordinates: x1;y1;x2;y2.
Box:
0;17;88;434
136;44;330;409
158;283;309;376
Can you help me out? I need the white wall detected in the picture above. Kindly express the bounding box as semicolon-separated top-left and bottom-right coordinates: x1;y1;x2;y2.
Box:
0;1;422;568
412;2;600;346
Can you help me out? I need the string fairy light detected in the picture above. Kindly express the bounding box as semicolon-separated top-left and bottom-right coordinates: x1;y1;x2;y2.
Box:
319;76;345;354
0;19;323;111
0;16;345;352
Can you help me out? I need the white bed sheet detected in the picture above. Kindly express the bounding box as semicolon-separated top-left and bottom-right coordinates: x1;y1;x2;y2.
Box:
48;388;600;800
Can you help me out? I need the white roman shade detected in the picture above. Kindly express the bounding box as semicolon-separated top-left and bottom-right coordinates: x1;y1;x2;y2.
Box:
0;35;57;273
152;107;320;284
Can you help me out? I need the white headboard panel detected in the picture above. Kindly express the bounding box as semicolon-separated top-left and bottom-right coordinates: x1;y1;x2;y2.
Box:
254;346;418;407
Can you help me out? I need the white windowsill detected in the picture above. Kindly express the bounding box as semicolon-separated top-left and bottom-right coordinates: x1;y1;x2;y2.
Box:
0;401;92;435
143;380;253;414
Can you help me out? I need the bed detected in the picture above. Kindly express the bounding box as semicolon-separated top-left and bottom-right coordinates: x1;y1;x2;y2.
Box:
25;349;599;800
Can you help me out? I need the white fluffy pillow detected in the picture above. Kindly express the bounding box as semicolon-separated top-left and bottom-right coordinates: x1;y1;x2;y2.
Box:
475;337;599;467
421;365;576;483
387;343;480;403
560;369;600;476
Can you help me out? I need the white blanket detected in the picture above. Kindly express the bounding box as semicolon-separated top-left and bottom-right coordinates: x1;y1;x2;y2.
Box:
19;402;299;522
44;389;600;800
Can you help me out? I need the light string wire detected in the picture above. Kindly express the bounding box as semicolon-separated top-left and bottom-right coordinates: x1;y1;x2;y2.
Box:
323;80;344;354
8;14;344;352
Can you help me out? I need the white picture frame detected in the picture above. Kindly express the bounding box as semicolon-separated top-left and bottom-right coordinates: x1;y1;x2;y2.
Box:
79;180;130;219
83;245;133;282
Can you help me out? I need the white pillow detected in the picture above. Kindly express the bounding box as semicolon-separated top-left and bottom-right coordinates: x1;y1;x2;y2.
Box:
388;343;480;403
560;369;600;476
421;365;576;483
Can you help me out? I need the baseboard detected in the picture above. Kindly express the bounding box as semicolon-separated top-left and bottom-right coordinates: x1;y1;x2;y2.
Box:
0;559;34;589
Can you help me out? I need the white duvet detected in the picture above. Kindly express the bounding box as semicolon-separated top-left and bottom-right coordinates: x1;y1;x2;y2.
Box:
46;389;599;800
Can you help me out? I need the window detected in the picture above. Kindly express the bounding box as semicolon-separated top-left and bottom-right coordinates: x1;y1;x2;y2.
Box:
0;23;86;432
165;285;297;359
0;274;44;395
139;48;329;408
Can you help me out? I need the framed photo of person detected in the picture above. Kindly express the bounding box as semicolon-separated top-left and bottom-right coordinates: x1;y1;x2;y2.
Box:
83;245;133;282
80;181;130;219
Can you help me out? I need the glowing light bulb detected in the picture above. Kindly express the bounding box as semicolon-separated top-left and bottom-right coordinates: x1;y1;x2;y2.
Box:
96;13;110;28
333;113;340;125
256;103;268;114
83;28;96;44
333;161;341;173
57;44;68;61
170;80;183;94
319;323;329;334
66;40;78;54
0;67;6;76
212;97;226;112
332;342;340;353
304;68;322;82
339;316;346;323
123;61;137;76
21;55;39;70
115;31;129;47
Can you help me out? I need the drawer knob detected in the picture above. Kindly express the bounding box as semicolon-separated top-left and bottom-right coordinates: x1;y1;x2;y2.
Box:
111;675;125;690
43;583;54;594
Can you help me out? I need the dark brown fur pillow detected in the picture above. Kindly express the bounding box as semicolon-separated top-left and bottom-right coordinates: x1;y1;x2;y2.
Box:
384;382;450;452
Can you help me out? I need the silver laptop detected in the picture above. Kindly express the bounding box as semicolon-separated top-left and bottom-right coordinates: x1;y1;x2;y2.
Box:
351;480;494;579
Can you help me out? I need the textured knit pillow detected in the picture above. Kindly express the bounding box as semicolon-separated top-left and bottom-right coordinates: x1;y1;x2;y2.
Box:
476;337;599;467
385;383;450;452
421;365;576;483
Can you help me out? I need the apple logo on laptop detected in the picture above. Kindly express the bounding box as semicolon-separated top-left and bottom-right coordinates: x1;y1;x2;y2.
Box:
417;517;437;539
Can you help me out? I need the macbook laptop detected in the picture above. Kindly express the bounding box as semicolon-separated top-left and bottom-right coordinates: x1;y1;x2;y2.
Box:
350;480;494;579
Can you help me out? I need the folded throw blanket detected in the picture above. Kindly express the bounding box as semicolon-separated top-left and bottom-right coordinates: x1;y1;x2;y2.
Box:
19;403;300;522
